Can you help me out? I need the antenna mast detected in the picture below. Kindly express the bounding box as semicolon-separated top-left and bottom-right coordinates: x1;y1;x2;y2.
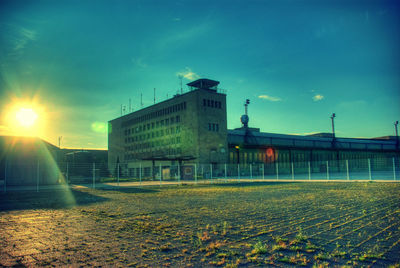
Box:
245;99;250;115
179;75;183;94
154;88;156;104
141;93;143;108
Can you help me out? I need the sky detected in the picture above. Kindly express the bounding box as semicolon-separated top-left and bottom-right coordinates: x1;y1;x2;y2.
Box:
0;0;399;149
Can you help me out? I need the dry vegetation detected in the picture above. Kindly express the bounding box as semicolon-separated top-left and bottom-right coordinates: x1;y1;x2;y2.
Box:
1;182;399;267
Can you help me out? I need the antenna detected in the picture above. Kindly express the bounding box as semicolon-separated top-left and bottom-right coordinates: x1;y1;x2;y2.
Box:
122;105;126;115
120;104;122;116
58;136;62;148
141;93;143;108
154;88;156;104
245;99;250;115
179;75;183;94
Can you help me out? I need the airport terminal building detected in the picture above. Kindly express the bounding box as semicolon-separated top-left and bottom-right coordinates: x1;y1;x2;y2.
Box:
108;78;399;177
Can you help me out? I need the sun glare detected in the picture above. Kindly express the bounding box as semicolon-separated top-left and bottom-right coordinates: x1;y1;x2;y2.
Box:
16;107;38;127
3;98;47;137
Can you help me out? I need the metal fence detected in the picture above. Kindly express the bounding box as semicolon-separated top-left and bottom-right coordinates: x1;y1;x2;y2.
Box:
1;156;399;191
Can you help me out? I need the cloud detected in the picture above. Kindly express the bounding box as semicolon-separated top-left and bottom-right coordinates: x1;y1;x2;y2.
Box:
14;27;36;51
176;67;200;81
131;57;147;68
312;94;324;101
258;95;282;102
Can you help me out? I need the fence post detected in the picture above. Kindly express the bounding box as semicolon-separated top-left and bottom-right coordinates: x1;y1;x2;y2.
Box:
291;162;294;180
177;162;181;184
393;157;396;181
4;158;7;193
368;158;372;181
117;163;120;186
139;163;142;186
210;163;213;183
346;159;350;180
262;164;265;180
92;162;95;189
250;164;253;182
308;161;311;180
159;163;162;186
276;161;279;180
37;160;40;192
326;161;329;180
224;163;227;183
195;163;197;184
237;164;240;183
66;162;69;184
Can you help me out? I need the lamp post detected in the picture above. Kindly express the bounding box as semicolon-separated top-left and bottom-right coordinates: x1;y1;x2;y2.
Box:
235;145;240;164
330;113;336;139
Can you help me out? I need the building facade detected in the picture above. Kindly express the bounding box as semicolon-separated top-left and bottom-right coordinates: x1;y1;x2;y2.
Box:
108;79;228;176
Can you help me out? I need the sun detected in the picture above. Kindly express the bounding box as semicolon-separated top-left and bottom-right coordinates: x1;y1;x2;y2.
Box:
3;98;47;137
15;107;38;128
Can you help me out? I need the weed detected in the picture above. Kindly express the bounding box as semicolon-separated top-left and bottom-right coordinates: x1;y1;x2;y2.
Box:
315;252;331;261
252;241;267;255
296;227;308;242
222;221;228;235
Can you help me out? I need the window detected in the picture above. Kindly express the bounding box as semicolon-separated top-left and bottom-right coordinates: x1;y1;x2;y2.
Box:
152;122;155;129
208;123;212;131
203;99;206;106
176;115;180;123
207;99;210;106
161;120;164;126
165;118;169;125
216;124;219;132
171;117;174;124
176;126;181;133
176;136;181;143
211;100;214;107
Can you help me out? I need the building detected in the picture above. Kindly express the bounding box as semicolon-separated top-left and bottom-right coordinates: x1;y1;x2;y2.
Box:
108;79;228;177
0;136;61;186
108;78;399;178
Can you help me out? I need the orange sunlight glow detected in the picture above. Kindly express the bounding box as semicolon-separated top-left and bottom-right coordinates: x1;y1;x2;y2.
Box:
3;97;47;137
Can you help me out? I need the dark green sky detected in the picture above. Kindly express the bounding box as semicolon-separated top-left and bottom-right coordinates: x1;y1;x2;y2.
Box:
1;0;399;148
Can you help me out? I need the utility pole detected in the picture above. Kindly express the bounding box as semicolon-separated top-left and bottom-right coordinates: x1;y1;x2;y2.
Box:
395;121;399;150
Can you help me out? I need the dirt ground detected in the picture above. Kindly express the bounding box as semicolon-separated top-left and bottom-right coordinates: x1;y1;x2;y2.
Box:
1;181;399;267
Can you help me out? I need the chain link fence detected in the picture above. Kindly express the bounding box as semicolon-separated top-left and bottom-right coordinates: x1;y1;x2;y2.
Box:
1;156;399;191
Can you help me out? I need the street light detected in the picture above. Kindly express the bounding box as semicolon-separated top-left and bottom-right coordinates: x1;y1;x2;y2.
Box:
235;145;240;164
330;113;336;139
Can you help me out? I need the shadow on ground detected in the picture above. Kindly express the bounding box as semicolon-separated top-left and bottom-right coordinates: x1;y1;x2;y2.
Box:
210;181;299;187
97;186;159;194
0;189;109;211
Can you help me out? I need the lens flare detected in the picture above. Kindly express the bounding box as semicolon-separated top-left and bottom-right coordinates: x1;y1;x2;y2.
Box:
15;108;38;127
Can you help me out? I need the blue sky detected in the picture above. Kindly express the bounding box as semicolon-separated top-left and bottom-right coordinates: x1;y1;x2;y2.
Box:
0;0;399;149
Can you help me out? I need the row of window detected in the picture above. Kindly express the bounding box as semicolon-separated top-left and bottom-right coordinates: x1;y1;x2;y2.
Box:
203;99;222;109
121;102;186;128
125;147;182;161
125;136;181;152
124;116;181;136
125;126;181;143
208;123;219;132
